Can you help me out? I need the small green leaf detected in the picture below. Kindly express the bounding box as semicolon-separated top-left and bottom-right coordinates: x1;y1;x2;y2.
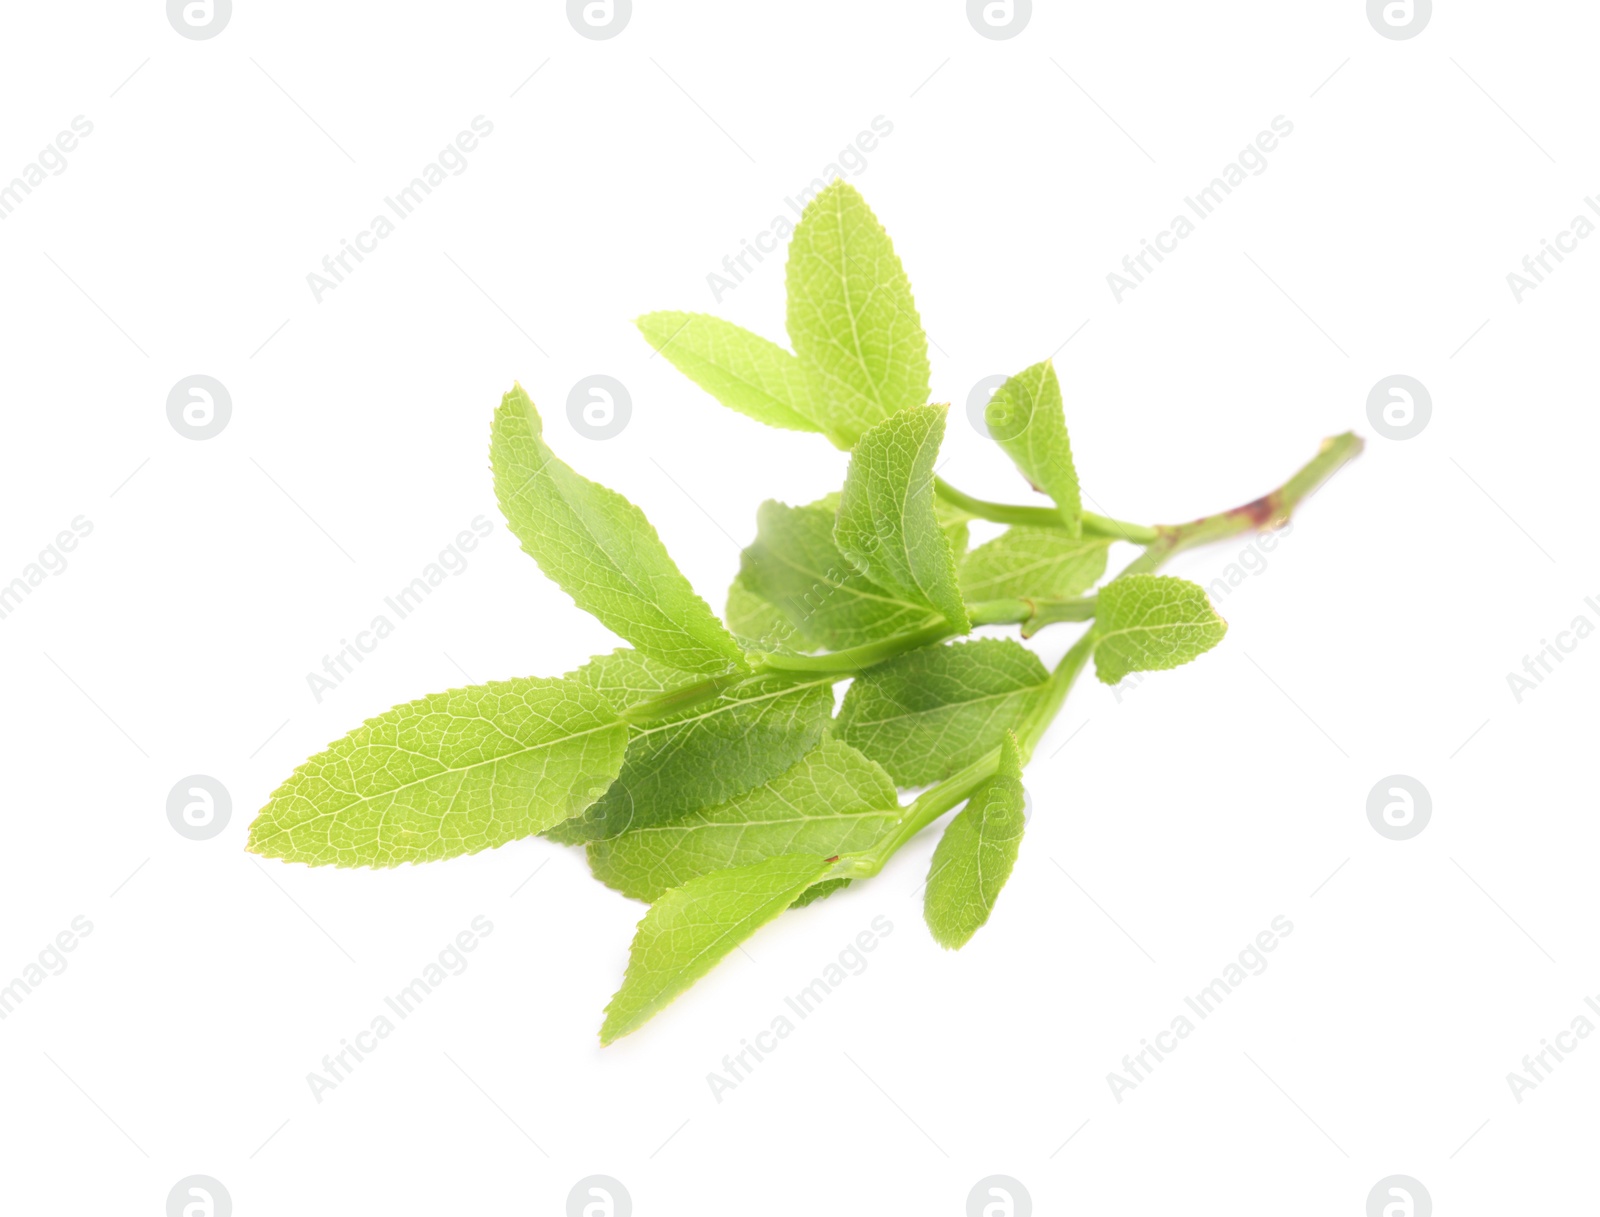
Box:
924;733;1026;949
959;527;1110;601
491;384;746;676
741;498;945;651
1093;574;1228;685
985;360;1083;537
785;181;930;446
547;649;834;844
587;738;902;901
834;404;969;632
248;677;629;868
835;638;1048;785
789;877;852;907
635;312;822;435
601;853;832;1044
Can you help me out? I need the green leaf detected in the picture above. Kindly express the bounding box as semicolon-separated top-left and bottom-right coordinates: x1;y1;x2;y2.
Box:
835;638;1048;785
959;527;1110;601
741;499;945;651
601;853;832;1044
785;181;930;446
1093;574;1228;685
587;738;902;901
635;312;822;435
547;649;835;843
724;570;797;649
491;384;746;676
985;360;1083;537
924;733;1026;949
248;677;629;868
937;497;973;558
834;404;969;632
789;877;852;908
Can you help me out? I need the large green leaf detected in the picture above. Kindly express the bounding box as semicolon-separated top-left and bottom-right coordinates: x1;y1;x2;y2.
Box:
835;638;1048;785
985;360;1083;537
924;733;1026;949
588;738;902;901
491;384;746;676
248;677;629;868
785;181;930;446
547;649;835;843
1093;574;1228;684
937;496;973;558
635;312;821;435
834;404;969;632
724;569;797;649
959;527;1110;601
601;853;832;1044
740;499;944;651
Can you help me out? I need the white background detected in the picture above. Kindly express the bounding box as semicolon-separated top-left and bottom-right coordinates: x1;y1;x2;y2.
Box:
1;2;1595;1213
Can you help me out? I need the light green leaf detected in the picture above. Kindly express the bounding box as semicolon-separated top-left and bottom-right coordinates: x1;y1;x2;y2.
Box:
959;527;1110;601
835;638;1048;785
547;649;835;843
1093;574;1228;685
834;404;969;632
785;181;930;446
724;570;797;649
741;499;945;651
924;733;1026;949
248;677;629;868
985;360;1083;537
789;877;852;908
937;496;973;558
491;384;746;676
587;738;902;901
635;312;822;435
601;853;832;1044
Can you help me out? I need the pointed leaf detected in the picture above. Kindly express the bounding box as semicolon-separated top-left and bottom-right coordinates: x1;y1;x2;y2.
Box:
1093;574;1228;685
985;361;1083;536
636;311;822;435
601;853;832;1044
248;677;629;868
835;638;1047;785
588;738;902;900
491;384;746;675
834;404;969;632
741;499;944;650
959;527;1110;601
924;734;1025;949
547;649;834;843
785;181;930;446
